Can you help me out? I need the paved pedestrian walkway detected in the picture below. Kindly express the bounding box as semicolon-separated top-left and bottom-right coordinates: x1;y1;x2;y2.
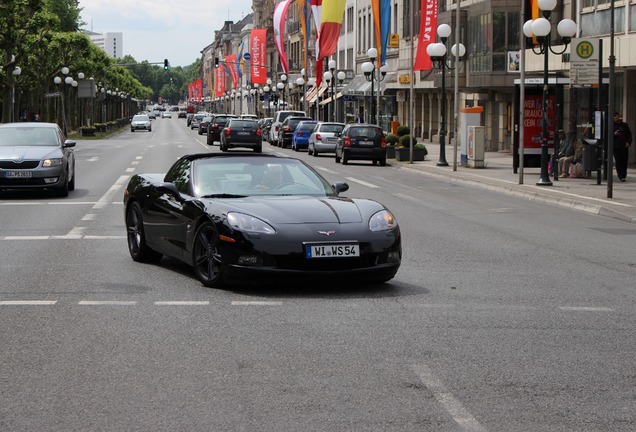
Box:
391;144;636;224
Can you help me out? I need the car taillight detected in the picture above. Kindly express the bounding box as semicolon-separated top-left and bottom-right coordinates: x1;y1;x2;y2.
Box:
256;129;262;137
381;137;387;148
344;136;351;147
315;133;322;141
275;125;280;131
224;128;231;136
211;124;218;129
298;131;303;137
284;126;291;132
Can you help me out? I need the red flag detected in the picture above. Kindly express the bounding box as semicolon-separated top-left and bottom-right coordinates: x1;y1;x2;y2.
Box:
250;29;267;85
413;0;438;71
225;54;240;89
215;66;225;97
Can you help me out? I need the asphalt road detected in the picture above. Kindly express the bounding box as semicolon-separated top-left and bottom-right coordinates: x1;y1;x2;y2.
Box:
1;115;635;431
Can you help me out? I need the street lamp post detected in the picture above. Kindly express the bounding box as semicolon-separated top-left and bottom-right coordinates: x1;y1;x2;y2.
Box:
328;60;336;122
361;48;386;126
12;66;22;122
296;76;305;113
427;25;466;167
280;74;288;109
337;71;346;122
523;0;576;186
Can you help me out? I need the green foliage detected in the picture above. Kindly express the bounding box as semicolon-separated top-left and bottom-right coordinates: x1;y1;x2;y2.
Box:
385;133;399;146
396;125;410;137
398;135;417;148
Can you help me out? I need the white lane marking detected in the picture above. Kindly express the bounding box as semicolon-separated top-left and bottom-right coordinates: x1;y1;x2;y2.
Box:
344;177;379;188
155;301;210;306
0;300;57;305
231;301;283;306
559;306;614;312
316;167;338;174
196;138;208;149
125;168;135;173
92;175;130;210
1;235;126;240
135;156;143;160
87;157;99;162
412;364;488;432
60;227;85;239
406;303;456;308
82;214;97;221
394;192;421;203
131;161;140;165
78;301;137;305
0;202;98;206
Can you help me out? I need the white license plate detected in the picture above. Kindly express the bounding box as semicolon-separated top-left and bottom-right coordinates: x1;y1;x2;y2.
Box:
4;171;32;178
306;243;360;258
237;131;251;136
359;140;374;146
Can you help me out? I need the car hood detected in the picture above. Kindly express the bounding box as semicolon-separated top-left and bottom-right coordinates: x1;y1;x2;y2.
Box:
0;146;62;161
209;196;367;224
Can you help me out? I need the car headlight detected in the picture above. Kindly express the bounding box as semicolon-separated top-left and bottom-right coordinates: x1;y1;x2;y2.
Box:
369;210;397;232
43;158;63;167
227;212;276;234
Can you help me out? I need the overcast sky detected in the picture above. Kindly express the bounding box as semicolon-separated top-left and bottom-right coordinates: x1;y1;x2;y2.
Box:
78;0;254;67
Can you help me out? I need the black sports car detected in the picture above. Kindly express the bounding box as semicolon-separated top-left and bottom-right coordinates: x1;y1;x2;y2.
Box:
123;153;401;287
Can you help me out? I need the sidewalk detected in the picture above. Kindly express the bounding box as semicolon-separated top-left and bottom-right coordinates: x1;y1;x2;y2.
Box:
392;144;636;224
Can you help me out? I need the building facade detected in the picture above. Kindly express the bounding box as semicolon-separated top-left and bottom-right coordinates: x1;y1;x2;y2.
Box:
85;31;123;60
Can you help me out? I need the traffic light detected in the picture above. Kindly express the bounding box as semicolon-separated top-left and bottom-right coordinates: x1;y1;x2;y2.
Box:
163;59;169;70
272;94;278;106
214;57;219;68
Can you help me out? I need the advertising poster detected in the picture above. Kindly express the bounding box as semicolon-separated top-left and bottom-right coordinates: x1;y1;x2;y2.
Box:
522;93;556;154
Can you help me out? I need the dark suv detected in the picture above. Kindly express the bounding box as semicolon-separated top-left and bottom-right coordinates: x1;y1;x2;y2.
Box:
335;124;387;166
207;114;238;145
277;116;312;148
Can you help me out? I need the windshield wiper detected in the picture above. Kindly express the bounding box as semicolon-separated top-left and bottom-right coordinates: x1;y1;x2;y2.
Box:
200;193;247;198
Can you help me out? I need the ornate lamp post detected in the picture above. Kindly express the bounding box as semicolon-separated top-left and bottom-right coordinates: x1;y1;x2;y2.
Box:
279;74;288;109
336;70;346;122
427;24;466;167
523;0;576;186
296;76;305;113
361;48;387;125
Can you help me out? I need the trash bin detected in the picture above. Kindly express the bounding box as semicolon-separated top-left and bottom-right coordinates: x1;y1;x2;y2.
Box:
582;139;599;171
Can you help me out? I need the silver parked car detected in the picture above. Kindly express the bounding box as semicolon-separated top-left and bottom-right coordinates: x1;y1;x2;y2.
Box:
308;122;345;156
0;122;76;197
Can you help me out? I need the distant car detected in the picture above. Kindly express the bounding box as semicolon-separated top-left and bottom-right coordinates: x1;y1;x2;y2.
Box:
291;120;318;151
186;113;195;126
239;114;258;120
147;111;157;120
0;122;76;197
335;124;387;166
308;122;345;156
269;110;306;145
259;118;273;142
277;116;312;148
123;153;401;287
207;114;238;144
198;116;213;135
153;110;161;118
161;111;172;119
131;114;152;132
178;111;187;118
190;113;206;129
220;119;262;152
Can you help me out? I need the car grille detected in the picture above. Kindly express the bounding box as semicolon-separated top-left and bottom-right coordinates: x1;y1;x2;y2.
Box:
0;178;49;186
275;253;378;271
0;160;40;169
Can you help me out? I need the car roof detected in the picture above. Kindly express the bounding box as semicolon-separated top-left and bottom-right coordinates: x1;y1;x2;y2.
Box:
0;122;59;130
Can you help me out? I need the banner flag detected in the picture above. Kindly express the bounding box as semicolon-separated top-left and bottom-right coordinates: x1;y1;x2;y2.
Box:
225;54;240;89
274;0;293;74
215;65;225;97
318;0;346;61
250;29;268;84
413;0;438;71
372;0;391;66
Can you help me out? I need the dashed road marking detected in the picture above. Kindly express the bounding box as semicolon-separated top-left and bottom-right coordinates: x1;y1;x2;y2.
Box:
155;301;210;306
345;177;379;188
0;300;57;305
231;301;283;306
559;306;614;312
78;301;138;305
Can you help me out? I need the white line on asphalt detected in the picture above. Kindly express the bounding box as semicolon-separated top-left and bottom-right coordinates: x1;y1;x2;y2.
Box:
406;303;456;308
1;235;126;241
87;157;99;162
316;167;338;174
131;161;140;165
135;156;143;160
559;306;614;312
0;202;98;206
78;301;137;305
155;301;210;305
394;193;421;203
125;168;135;173
0;300;57;305
92;175;130;210
82;214;97;221
231;301;283;306
412;364;488;432
3;236;50;240
344;177;379;188
196;138;208;149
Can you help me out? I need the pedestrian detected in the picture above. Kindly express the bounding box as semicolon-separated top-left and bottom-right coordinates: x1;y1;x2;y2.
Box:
557;131;582;178
612;112;632;182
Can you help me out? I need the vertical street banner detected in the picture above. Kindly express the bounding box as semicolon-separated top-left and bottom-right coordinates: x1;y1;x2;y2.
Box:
225;54;240;89
413;0;438;70
310;0;323;87
318;0;346;61
371;0;391;66
215;65;226;97
250;29;267;85
274;0;293;74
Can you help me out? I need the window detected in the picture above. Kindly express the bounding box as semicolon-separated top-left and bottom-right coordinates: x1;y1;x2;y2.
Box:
165;159;192;195
581;8;625;36
347;7;354;33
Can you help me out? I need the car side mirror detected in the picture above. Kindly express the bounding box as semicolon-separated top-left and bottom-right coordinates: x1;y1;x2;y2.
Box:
332;181;349;194
157;182;181;196
64;140;76;148
334;132;341;137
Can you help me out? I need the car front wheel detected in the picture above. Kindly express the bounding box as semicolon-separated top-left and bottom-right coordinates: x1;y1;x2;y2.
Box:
126;202;162;263
192;222;224;288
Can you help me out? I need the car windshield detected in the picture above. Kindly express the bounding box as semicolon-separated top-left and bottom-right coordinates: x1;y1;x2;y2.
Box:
192;157;335;197
229;120;257;129
350;127;383;139
0;127;59;147
320;124;345;133
133;115;149;122
299;123;317;131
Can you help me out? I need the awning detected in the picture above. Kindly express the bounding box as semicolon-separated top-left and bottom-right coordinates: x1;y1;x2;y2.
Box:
341;73;397;96
319;91;344;106
308;85;328;104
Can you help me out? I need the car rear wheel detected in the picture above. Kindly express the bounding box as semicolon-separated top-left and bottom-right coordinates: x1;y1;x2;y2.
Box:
126;202;162;263
192;222;224;288
379;158;386;167
342;152;349;165
335;153;341;163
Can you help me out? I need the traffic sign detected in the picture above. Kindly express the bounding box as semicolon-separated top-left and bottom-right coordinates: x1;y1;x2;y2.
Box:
570;38;599;86
244;53;251;61
44;92;61;98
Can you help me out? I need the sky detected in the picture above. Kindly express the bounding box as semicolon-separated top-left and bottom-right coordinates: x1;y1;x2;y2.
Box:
78;0;254;68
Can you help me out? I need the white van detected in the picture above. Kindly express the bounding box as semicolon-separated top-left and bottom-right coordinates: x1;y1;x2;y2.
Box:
269;110;306;146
